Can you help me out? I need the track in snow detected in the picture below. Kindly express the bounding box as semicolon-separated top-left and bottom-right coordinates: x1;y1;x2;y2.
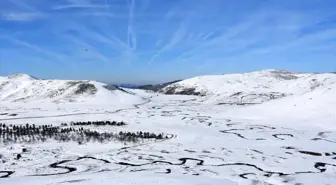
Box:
0;97;152;121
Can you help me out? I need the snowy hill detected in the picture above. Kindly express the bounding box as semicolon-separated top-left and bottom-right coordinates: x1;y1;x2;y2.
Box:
136;80;182;92
6;73;38;81
0;74;142;104
161;70;336;104
1;71;336;185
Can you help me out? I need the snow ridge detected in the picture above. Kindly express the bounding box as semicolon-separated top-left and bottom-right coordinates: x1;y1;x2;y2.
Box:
161;70;336;104
7;73;38;81
0;74;142;104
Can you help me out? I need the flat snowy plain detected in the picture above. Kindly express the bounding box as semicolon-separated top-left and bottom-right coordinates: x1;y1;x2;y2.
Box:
0;72;335;185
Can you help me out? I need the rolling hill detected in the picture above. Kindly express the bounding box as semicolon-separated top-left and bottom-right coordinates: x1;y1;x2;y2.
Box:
0;74;142;104
161;70;336;104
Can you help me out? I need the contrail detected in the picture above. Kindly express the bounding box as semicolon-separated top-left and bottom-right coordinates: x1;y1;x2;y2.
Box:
127;0;136;50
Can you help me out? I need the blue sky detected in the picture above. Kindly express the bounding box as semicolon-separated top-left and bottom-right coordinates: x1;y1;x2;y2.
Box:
0;0;335;84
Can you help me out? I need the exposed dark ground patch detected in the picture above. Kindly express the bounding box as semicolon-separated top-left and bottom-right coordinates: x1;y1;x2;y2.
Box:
31;156;111;176
1;105;335;183
226;123;239;127
251;149;263;154
283;146;297;150
249;125;276;130
19;151;335;181
185;149;196;153
314;162;336;172
0;171;14;178
217;102;260;106
212;162;319;177
59;179;89;184
311;138;336;143
282;146;334;158
116;157;204;167
273;134;294;140
74;83;97;95
219;130;248;139
239;173;256;179
162;86;206;96
136;80;182;92
219;129;264;140
299;151;323;156
163;169;172;174
317;131;331;137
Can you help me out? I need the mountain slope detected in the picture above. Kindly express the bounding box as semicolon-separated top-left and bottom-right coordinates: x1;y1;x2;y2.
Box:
223;85;336;128
161;70;336;104
0;74;142;104
6;73;38;80
136;80;182;92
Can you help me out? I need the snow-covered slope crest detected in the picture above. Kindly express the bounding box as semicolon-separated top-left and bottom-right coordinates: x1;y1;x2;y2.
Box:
6;73;38;80
0;74;141;104
161;70;336;104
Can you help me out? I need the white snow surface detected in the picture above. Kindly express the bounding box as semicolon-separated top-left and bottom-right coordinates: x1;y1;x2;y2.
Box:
162;70;336;104
0;71;335;185
0;74;143;105
6;74;38;81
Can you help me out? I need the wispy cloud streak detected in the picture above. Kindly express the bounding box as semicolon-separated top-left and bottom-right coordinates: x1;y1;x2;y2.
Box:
1;0;335;82
127;0;137;50
0;12;42;21
0;35;68;64
53;4;109;10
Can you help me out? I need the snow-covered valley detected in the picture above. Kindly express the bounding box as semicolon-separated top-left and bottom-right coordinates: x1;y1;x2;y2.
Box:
0;71;335;185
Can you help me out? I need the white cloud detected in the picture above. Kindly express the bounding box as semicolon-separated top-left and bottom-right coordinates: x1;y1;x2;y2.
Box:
1;0;334;71
78;12;115;17
53;0;109;10
148;17;191;64
53;4;109;10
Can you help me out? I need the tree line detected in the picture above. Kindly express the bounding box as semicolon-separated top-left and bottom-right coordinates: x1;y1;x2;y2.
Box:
63;120;126;126
0;123;169;145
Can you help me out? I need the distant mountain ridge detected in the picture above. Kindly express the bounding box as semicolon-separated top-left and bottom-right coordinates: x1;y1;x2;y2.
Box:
6;73;38;80
160;70;336;104
114;80;182;91
2;70;335;105
0;74;142;104
115;84;140;89
136;80;182;92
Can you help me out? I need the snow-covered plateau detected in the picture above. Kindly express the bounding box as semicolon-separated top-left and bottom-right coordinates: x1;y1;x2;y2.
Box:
0;70;335;185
